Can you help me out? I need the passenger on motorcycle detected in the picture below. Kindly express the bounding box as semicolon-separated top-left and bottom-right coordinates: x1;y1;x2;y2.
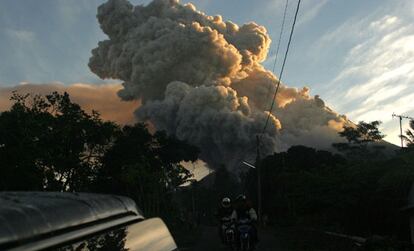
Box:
216;197;234;243
231;194;258;247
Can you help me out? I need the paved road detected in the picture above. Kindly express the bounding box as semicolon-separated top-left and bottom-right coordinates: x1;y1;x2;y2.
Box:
187;225;283;251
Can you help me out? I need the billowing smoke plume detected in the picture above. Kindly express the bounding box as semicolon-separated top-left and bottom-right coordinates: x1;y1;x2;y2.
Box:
89;0;349;170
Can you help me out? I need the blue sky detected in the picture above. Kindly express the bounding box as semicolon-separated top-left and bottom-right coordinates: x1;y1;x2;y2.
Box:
1;0;413;145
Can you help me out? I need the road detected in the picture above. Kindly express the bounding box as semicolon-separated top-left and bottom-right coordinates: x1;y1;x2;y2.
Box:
186;225;284;251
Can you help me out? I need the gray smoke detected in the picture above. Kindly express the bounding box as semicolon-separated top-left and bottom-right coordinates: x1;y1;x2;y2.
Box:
89;0;348;171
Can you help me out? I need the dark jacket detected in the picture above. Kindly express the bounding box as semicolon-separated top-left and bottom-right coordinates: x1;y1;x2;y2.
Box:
216;206;233;220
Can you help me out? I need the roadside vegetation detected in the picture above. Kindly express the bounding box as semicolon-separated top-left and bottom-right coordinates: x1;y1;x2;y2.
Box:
243;121;414;250
1;91;414;250
0;91;199;246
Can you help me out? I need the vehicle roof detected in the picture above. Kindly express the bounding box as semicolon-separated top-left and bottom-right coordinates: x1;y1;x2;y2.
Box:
0;192;143;246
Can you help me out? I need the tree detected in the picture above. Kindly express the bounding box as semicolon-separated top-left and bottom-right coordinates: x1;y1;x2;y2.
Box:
242;145;346;225
333;121;385;158
0;92;117;191
0;91;200;218
96;123;199;216
245;144;414;239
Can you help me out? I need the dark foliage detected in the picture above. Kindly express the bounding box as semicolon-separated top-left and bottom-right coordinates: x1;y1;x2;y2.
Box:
243;138;413;244
0;92;117;191
0;92;199;219
402;120;414;148
333;121;386;159
95;124;199;216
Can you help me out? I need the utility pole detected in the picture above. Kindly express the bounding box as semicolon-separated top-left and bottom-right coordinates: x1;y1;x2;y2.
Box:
392;113;414;148
256;135;262;224
241;136;263;224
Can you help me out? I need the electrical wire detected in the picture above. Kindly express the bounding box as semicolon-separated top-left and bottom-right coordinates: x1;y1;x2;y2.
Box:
261;0;302;137
271;0;290;74
263;0;290;113
239;0;290;161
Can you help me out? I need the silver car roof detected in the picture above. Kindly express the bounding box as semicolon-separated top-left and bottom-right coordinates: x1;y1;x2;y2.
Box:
0;192;144;247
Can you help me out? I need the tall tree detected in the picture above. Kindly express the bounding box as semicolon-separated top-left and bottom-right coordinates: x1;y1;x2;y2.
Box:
0;92;117;191
333;121;385;158
96;124;199;216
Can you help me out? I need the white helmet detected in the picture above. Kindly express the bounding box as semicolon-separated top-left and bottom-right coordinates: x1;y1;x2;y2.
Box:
221;197;231;208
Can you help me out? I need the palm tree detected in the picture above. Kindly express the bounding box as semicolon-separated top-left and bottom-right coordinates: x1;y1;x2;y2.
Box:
402;120;414;147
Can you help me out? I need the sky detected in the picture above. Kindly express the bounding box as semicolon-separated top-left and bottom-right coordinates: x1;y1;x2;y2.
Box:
0;0;413;146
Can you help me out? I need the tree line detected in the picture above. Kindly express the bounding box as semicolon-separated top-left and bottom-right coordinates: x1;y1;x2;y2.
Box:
243;120;414;246
2;91;414;248
0;91;199;217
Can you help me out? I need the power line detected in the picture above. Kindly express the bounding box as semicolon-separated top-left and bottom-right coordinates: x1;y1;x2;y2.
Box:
271;0;290;74
240;0;290;163
261;0;302;136
264;0;290;109
252;0;301;225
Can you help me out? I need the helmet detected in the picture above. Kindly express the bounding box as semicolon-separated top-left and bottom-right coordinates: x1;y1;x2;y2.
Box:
221;197;231;208
236;194;247;202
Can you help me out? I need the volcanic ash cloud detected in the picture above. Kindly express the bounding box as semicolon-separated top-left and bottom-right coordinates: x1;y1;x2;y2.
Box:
89;0;348;170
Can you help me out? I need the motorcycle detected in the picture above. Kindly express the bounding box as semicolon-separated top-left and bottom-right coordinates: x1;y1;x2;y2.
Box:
236;218;253;251
220;217;236;248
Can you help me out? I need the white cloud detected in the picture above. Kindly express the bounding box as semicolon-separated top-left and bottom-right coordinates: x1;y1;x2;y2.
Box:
313;3;414;145
370;15;399;30
5;29;35;42
299;0;414;146
361;84;409;107
344;61;414;100
260;0;329;29
297;0;329;27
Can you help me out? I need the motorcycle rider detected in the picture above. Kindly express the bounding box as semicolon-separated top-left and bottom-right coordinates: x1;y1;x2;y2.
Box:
231;194;258;246
216;197;234;243
217;197;233;218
